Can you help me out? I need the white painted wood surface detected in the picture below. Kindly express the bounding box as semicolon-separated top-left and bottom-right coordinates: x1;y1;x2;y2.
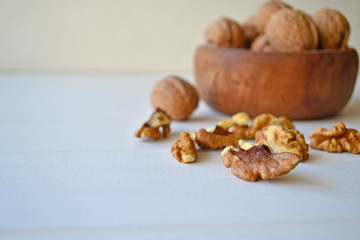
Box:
0;74;359;240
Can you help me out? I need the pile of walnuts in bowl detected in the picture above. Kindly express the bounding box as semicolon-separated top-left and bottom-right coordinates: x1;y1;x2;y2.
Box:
205;0;350;51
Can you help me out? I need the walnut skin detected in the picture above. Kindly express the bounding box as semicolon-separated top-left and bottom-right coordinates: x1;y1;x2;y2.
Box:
172;132;197;163
222;142;301;182
135;109;171;140
309;122;360;154
265;9;318;52
313;9;350;49
255;125;309;161
151;76;199;120
250;0;292;34
205;17;246;48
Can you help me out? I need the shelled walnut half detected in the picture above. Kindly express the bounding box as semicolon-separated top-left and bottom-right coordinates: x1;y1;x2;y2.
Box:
222;140;301;182
135;109;171;140
309;122;360;154
192;113;254;150
171;132;197;163
256;125;309;161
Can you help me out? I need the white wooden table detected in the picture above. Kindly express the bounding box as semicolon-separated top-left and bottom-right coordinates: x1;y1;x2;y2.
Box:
0;73;359;240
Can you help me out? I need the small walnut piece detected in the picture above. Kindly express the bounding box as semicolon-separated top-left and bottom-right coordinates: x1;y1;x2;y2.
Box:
232;112;250;126
151;76;199;120
135;109;171;139
205;17;246;48
251;113;294;130
222;141;301;182
172;132;197;163
309;122;360;154
313;9;350;49
193;113;252;150
255;125;309;161
194;121;244;150
265;9;318;52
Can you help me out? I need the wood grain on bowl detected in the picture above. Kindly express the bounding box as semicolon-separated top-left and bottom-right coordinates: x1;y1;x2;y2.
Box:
194;45;358;119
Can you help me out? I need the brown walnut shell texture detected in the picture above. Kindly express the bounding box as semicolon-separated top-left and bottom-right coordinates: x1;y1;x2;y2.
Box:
265;9;318;52
313;9;350;49
250;34;275;52
205;17;246;48
151;76;199;120
243;17;259;47
250;0;292;34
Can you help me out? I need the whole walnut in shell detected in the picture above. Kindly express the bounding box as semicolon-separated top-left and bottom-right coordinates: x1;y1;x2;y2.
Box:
248;0;291;34
205;17;246;48
313;9;350;49
265;9;318;52
151;76;199;120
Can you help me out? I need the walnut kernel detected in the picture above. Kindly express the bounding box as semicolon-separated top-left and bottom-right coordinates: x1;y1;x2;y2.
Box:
222;141;301;181
135;109;171;139
309;122;360;154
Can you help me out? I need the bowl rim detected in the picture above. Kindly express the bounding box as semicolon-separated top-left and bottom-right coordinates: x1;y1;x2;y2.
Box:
198;44;357;55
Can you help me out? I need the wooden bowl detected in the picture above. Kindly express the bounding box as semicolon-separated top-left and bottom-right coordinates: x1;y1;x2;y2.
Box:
194;45;359;119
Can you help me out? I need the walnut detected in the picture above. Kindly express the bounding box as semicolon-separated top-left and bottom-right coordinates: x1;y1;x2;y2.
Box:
193;113;253;150
222;141;301;181
309;122;360;154
243;17;259;47
255;125;309;161
313;9;350;49
250;0;292;34
265;9;318;52
151;76;199;120
193;122;246;150
171;132;197;163
234;113;294;138
250;34;275;52
135;109;171;139
192;112;294;150
232;112;251;126
204;17;246;48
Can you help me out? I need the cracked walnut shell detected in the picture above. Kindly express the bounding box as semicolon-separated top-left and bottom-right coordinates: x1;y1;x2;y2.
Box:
265;9;318;52
309;122;360;154
222;142;301;182
205;17;246;48
255;125;309;161
151;76;199;120
313;9;350;49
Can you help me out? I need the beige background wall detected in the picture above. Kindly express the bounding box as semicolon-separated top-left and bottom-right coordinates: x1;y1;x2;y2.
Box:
0;0;359;73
